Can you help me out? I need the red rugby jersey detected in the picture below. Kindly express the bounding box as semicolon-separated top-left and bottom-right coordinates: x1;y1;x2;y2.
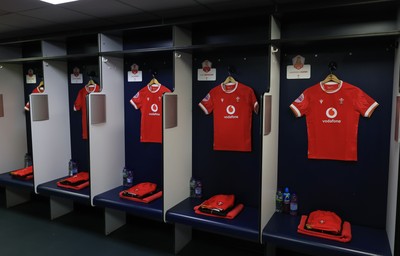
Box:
25;87;44;111
290;81;378;161
199;82;258;152
130;84;171;143
74;84;101;140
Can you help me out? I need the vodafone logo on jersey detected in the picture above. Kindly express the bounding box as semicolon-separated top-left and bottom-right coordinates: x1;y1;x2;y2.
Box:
151;104;158;112
224;105;239;119
226;105;235;115
323;107;341;123
149;104;160;116
326;107;337;118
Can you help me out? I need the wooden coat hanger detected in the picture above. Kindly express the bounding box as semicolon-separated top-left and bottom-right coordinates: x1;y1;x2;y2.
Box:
86;79;96;86
223;66;237;85
223;75;236;85
37;80;45;92
85;78;97;90
321;73;341;84
147;75;160;87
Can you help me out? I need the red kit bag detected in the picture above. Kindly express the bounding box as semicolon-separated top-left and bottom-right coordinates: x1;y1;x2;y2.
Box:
297;210;352;242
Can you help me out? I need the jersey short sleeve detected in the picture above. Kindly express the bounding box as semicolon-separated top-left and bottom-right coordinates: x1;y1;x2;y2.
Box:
290;90;312;118
130;91;142;110
354;87;379;117
199;93;213;115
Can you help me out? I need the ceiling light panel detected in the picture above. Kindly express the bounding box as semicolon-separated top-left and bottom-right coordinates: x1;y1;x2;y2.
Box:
41;0;78;5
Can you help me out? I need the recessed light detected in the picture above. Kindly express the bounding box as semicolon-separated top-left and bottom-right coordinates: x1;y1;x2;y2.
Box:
41;0;78;5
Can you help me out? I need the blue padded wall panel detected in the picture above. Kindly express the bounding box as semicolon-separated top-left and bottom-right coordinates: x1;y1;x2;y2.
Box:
68;59;99;172
124;52;174;188
23;62;43;157
192;47;268;207
278;38;394;229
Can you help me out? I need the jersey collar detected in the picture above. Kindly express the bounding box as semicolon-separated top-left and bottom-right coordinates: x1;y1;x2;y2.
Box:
85;84;99;93
147;83;161;93
320;80;342;94
221;82;238;93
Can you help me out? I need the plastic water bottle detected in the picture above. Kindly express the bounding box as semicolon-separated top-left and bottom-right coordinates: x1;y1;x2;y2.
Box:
283;187;291;214
24;153;32;167
190;177;196;198
290;193;298;216
126;168;133;187
68;159;75;176
122;167;128;187
275;189;283;213
195;179;202;198
71;161;78;175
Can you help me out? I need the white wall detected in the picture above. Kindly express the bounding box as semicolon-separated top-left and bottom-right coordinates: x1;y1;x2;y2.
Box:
89;56;125;205
260;16;281;241
31;60;71;192
386;35;400;255
163;51;192;221
0;64;27;172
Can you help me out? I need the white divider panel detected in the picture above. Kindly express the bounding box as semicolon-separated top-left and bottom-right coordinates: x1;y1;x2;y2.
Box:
163;51;192;221
42;40;66;57
89;56;125;205
386;35;400;254
0;64;27;172
99;33;123;52
31;61;71;193
260;15;281;242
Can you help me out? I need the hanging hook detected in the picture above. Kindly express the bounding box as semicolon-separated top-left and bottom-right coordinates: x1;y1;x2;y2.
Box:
328;61;337;74
227;65;237;76
149;68;158;78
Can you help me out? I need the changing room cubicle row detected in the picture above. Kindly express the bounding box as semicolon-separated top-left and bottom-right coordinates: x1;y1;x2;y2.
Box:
0;4;399;255
0;15;277;250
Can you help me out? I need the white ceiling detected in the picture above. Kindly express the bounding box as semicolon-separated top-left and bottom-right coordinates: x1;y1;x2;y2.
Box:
0;0;393;42
0;0;275;41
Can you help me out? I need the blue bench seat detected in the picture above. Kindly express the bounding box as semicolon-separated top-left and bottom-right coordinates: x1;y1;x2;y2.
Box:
93;186;163;221
0;172;34;190
166;197;259;242
37;176;90;204
263;212;392;256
